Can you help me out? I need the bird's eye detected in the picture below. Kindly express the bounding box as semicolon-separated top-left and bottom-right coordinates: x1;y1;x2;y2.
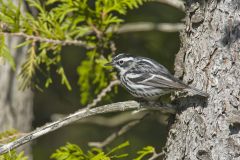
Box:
118;60;124;65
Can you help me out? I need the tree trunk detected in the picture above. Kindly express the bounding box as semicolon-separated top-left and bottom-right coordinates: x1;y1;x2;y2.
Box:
0;38;33;132
165;0;240;159
0;0;33;155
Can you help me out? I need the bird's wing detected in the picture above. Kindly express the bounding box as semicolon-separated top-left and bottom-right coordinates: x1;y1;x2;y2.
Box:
128;73;187;89
127;58;187;89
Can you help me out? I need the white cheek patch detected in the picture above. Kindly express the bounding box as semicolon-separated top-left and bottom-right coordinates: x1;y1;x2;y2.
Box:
114;56;135;76
115;66;126;75
119;69;127;75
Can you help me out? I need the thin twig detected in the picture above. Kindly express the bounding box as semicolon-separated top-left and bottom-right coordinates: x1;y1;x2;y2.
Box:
0;100;175;155
88;113;150;149
0;32;94;49
86;80;120;109
116;22;184;33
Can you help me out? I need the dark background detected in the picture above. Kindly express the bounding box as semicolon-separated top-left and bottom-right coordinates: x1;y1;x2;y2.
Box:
33;2;185;159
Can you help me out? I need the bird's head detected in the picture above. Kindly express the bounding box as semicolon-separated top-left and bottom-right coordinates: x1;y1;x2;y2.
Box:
105;53;135;75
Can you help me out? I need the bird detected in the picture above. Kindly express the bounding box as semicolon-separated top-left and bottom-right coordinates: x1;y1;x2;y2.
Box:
105;53;209;101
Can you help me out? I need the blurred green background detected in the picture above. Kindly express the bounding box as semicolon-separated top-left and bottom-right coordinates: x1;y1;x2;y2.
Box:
33;2;184;159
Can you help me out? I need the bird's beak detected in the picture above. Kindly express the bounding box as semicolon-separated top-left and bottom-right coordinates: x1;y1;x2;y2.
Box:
104;62;115;72
104;62;113;66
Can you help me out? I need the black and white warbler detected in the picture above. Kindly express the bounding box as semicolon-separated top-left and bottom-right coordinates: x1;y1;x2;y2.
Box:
105;53;208;100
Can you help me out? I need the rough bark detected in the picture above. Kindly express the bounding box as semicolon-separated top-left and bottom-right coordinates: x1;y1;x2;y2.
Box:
0;0;33;154
165;0;240;160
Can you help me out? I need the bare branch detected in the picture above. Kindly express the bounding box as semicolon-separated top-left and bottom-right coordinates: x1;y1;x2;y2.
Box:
0;32;94;49
52;112;148;127
117;22;184;33
88;113;150;149
53;112;169;127
152;0;185;10
0;101;175;155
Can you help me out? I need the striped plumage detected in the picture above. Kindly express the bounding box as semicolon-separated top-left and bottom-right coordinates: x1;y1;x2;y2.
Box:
105;53;208;100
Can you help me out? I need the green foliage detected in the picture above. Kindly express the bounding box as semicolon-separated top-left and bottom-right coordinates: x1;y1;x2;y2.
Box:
77;51;111;104
0;0;22;32
0;129;15;138
0;0;147;104
51;141;160;160
51;141;129;160
134;146;155;160
18;43;37;90
0;35;15;70
0;130;159;160
0;130;28;160
0;150;28;160
0;129;19;143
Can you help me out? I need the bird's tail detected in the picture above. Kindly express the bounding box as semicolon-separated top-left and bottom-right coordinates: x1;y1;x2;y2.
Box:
184;86;209;97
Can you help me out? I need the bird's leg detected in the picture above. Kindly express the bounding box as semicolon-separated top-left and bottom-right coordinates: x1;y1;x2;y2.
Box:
137;97;164;107
131;98;149;114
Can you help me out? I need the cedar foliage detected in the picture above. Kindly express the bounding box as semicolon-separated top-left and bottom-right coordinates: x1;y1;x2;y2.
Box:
0;130;28;160
0;0;147;104
50;141;157;160
0;0;162;159
0;130;157;160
